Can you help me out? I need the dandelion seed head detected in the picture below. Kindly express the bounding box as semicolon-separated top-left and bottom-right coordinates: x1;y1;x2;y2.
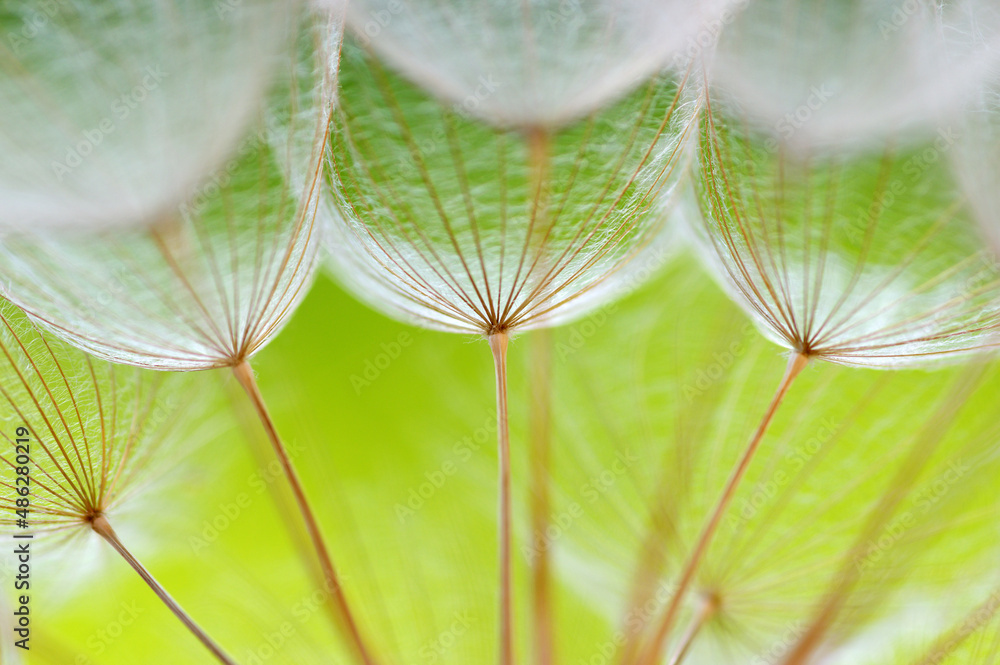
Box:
323;39;699;335
0;0;300;232
0;302;195;533
710;0;1000;150
0;10;338;371
693;96;1000;368
338;0;738;130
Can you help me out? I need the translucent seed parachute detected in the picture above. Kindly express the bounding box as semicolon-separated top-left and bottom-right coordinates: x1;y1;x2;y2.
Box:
692;89;1000;367
708;0;1000;150
0;300;238;663
0;0;295;232
323;37;700;336
0;301;184;530
340;0;738;129
0;8;337;371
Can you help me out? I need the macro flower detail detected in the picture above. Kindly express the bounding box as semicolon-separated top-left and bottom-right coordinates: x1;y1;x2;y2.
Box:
0;0;295;232
0;12;333;371
709;0;1000;148
0;302;236;663
1;2;1000;664
342;0;736;129
323;26;701;664
622;82;1000;665
0;13;382;664
324;39;699;337
693;94;1000;367
545;281;1000;665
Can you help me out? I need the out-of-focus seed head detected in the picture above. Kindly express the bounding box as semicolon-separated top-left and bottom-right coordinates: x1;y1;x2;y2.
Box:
710;0;1000;151
339;0;738;129
0;0;300;232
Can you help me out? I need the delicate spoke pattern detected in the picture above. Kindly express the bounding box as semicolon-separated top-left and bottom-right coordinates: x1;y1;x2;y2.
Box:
0;10;335;370
0;302;185;531
324;38;698;335
541;275;1000;665
0;302;237;664
693;90;1000;367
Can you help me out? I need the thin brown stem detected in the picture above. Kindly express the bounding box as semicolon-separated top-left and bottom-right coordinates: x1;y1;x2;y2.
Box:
667;592;721;665
634;352;809;665
490;332;515;665
231;361;376;665
90;515;238;665
779;368;984;665
529;330;553;665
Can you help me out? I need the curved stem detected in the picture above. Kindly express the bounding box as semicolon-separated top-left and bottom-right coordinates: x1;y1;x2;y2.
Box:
529;330;554;665
231;361;376;665
490;332;515;665
635;352;808;665
90;515;238;665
